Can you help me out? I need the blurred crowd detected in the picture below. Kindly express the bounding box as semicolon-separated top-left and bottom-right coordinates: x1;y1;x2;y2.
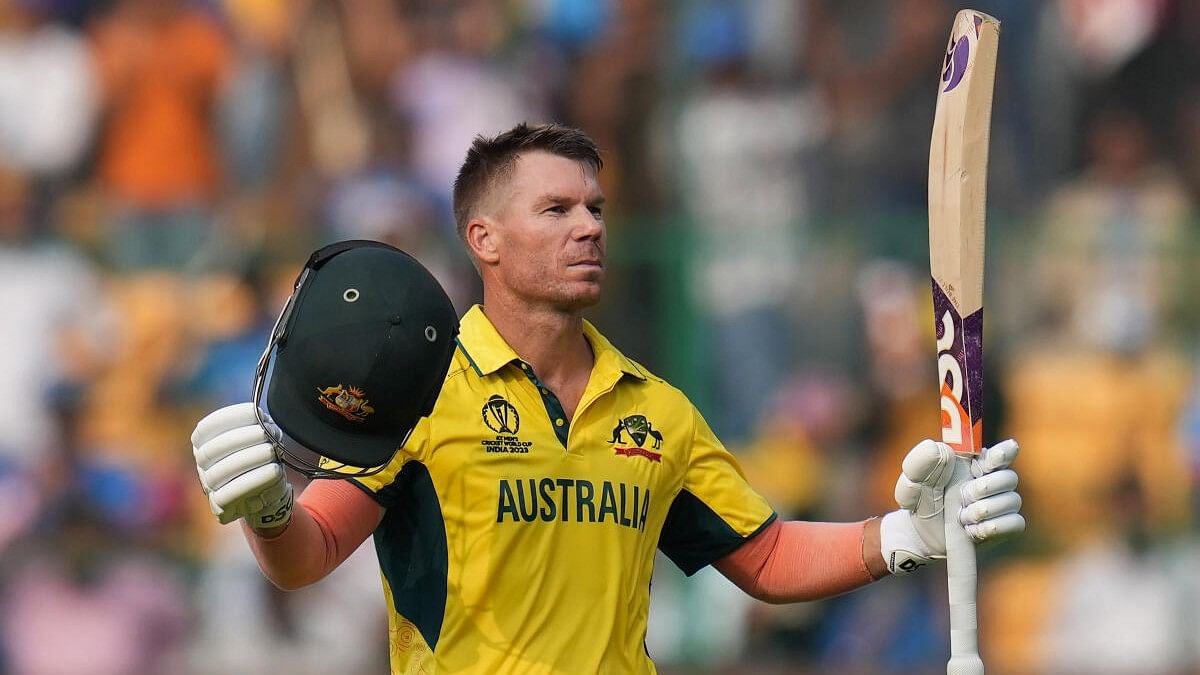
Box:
3;0;1200;673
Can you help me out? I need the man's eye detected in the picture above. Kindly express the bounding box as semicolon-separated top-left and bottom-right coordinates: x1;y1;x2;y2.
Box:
544;206;566;215
588;206;604;218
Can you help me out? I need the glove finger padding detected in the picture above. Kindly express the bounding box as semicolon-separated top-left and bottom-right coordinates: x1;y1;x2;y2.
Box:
902;439;955;488
192;402;261;449
893;475;924;512
894;439;954;516
963;512;1026;541
961;439;1024;543
209;463;287;524
195;425;273;472
203;442;278;491
972;438;1019;476
960;491;1022;526
961;468;1018;503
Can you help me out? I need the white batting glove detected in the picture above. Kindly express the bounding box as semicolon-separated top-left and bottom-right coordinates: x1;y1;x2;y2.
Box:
191;402;294;530
880;438;1024;575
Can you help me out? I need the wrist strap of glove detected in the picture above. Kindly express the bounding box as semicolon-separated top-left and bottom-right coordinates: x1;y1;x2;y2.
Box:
247;481;295;530
880;509;941;575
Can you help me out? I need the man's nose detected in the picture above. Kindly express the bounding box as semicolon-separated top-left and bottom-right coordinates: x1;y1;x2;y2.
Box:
573;207;603;240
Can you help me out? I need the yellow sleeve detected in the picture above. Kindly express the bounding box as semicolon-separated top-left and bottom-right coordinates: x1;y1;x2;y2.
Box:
350;414;431;507
658;406;777;575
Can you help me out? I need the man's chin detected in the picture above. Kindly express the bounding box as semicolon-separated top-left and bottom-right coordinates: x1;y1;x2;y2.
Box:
555;284;603;312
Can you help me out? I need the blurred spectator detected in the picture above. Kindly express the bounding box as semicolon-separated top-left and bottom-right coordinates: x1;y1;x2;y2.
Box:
810;573;948;675
759;259;949;674
389;0;545;208
1054;0;1167;81
735;371;848;521
0;165;114;472
187;523;388;675
182;266;273;407
1023;103;1196;352
1005;344;1193;551
674;0;824;443
0;495;189;675
289;0;373;181
77;268;199;477
337;0;413;100
1041;471;1200;674
0;0;97;186
730;369;860;672
564;0;663;215
853;260;940;516
217;0;295;191
803;0;946;230
89;0;233;271
1004;103;1196;556
320;115;478;311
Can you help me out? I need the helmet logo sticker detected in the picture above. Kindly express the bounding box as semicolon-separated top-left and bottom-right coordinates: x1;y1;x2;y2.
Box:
317;384;375;422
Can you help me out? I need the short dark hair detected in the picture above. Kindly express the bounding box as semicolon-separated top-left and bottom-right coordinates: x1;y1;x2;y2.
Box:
451;122;602;243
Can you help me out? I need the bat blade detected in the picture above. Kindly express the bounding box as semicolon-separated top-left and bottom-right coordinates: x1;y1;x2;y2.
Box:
927;9;1000;675
929;9;997;459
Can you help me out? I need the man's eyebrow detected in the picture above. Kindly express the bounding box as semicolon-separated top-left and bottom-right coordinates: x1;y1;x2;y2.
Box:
533;193;607;207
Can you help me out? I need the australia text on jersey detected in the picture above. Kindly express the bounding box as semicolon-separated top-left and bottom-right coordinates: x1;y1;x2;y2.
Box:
496;478;650;531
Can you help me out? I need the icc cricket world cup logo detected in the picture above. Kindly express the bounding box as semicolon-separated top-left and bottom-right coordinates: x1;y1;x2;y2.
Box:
482;394;520;435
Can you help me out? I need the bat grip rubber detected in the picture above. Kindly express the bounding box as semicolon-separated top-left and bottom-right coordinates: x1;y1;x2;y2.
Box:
944;454;984;675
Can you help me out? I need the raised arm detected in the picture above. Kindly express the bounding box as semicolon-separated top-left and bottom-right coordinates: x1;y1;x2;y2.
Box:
192;403;384;590
245;479;384;589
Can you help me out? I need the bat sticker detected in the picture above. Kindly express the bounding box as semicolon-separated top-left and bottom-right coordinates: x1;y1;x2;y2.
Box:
933;280;984;455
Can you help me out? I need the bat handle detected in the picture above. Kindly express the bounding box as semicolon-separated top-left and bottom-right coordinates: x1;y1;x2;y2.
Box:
944;453;984;675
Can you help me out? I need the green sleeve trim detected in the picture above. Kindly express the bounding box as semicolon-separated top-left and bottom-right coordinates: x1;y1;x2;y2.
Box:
657;488;778;576
373;462;449;651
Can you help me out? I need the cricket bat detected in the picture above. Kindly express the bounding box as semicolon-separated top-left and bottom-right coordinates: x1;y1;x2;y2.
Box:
927;9;999;675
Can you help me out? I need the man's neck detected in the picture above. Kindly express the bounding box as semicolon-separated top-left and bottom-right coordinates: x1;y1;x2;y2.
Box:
480;294;594;387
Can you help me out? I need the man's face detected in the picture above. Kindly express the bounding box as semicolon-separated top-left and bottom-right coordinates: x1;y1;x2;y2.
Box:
486;151;606;311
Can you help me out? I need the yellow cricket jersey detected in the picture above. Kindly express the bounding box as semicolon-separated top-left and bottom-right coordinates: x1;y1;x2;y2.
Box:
352;305;776;674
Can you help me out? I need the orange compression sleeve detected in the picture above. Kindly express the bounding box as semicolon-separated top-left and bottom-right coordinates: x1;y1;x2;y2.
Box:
243;479;383;590
713;519;876;604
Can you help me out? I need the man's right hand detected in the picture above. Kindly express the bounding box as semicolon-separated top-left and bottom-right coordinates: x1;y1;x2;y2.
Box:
191;402;294;530
881;438;1024;575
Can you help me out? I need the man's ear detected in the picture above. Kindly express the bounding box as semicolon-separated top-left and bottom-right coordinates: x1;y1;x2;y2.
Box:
465;217;500;265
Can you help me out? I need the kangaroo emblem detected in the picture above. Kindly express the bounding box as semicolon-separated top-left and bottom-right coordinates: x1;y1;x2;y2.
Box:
609;415;663;449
